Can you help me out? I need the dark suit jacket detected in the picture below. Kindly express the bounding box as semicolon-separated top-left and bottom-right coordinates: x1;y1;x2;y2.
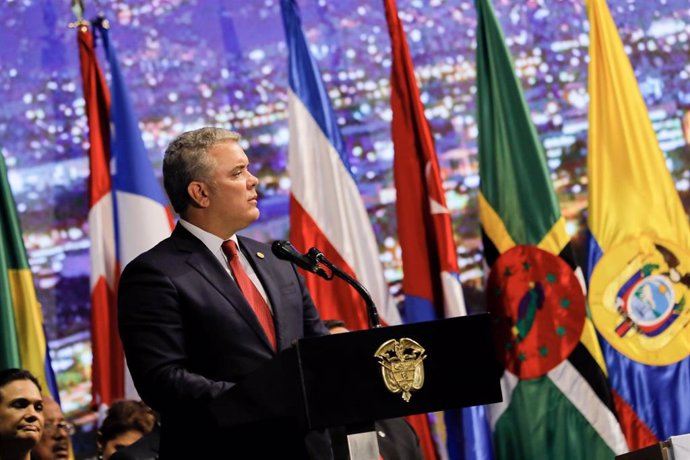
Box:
118;224;330;458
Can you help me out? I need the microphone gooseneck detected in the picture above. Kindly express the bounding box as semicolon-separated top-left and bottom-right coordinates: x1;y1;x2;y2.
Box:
271;240;381;329
306;248;381;329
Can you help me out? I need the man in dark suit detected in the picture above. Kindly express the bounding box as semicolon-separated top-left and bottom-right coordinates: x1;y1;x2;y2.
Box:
118;127;330;458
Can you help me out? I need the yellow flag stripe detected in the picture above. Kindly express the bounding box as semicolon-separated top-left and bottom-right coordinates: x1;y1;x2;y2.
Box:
586;0;690;253
478;192;516;253
537;217;570;256
480;190;570;257
9;269;49;392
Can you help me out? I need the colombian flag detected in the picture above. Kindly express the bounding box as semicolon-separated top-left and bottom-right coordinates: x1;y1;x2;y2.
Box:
476;0;626;457
586;0;690;449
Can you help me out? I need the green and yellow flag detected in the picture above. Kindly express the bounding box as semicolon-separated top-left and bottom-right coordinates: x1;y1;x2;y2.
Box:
587;0;690;449
0;150;53;394
475;0;627;457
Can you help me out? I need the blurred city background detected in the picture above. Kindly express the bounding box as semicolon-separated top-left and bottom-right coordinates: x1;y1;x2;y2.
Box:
1;0;689;442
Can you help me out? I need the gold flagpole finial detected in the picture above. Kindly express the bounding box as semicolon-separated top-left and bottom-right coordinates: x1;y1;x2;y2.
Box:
68;0;88;30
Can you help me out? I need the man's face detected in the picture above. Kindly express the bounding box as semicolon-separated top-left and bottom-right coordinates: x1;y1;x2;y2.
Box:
0;379;44;449
204;140;260;236
32;398;70;460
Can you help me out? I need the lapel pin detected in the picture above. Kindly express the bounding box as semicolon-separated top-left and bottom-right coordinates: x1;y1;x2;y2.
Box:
256;251;265;259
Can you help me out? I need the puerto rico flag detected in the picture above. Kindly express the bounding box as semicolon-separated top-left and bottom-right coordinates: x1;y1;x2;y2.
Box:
280;0;400;330
78;20;173;407
77;23;120;407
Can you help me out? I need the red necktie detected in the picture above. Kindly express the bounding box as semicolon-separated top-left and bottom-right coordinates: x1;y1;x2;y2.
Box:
222;240;277;351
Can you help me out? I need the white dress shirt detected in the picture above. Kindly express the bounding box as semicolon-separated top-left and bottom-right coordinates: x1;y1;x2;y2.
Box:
179;219;273;312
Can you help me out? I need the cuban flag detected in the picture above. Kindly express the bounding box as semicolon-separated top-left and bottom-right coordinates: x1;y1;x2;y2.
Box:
280;0;400;330
382;0;492;458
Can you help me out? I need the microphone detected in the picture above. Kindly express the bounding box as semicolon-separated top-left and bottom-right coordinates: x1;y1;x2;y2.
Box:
271;240;329;279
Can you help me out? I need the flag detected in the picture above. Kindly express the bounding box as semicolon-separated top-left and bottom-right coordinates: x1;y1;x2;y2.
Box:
77;23;121;407
0;150;58;398
94;20;175;399
382;0;479;458
586;0;690;449
77;19;174;407
475;0;628;458
280;0;400;330
383;0;466;325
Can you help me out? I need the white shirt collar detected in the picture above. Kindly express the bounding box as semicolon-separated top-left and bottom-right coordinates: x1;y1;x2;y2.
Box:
179;219;238;268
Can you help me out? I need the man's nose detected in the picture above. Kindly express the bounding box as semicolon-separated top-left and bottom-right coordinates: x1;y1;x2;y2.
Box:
248;173;259;187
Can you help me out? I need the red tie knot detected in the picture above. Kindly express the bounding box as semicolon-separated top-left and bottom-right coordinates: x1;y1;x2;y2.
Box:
222;240;239;261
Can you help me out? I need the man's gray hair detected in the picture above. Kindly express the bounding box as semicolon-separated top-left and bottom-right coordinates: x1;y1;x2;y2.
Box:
163;127;241;214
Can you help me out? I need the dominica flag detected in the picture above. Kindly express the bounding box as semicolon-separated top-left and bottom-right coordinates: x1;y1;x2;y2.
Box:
586;0;690;449
77;18;173;407
475;0;627;457
280;0;400;330
0;150;58;398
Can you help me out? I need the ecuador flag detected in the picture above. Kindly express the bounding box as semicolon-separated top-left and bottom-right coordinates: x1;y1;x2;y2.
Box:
475;0;627;457
586;0;690;449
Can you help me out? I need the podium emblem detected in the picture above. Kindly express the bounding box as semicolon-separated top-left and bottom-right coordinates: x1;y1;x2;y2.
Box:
374;338;426;402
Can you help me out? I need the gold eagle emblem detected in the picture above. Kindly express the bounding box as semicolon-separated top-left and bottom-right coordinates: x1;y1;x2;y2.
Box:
374;338;426;402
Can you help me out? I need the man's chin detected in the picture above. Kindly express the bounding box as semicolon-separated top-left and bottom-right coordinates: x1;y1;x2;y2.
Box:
51;443;70;459
245;209;261;224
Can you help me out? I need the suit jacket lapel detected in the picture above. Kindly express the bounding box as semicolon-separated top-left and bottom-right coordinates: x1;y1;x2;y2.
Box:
171;225;274;351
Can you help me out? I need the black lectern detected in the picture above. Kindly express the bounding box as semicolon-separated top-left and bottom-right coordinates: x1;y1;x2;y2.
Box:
207;314;502;458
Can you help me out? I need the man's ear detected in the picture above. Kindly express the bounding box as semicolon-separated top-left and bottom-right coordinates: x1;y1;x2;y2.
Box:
187;181;210;208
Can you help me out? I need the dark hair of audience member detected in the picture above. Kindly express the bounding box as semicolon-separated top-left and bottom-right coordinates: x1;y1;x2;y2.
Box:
97;400;156;455
0;369;42;397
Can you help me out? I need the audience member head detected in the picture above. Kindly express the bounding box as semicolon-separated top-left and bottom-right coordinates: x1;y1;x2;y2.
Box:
323;319;349;334
163;127;241;216
31;395;72;460
0;368;44;460
97;400;156;460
